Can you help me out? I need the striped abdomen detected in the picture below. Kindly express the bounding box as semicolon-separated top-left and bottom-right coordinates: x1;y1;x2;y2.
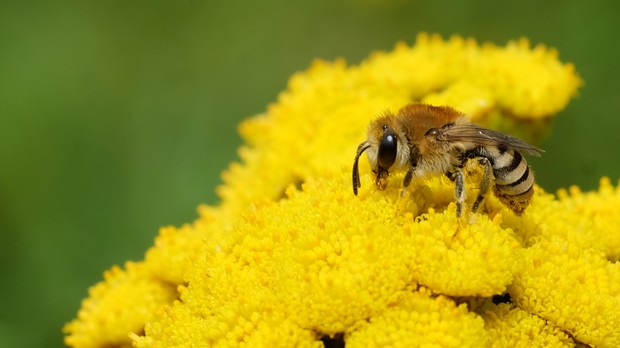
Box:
488;147;535;215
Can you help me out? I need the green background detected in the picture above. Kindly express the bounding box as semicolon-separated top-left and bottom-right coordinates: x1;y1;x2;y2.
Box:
1;1;618;347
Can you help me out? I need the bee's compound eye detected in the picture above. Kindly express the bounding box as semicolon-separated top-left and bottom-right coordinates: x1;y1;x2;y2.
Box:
378;133;397;169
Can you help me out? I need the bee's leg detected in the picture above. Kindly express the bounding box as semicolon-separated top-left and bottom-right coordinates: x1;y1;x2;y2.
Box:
400;165;415;197
446;169;466;217
472;157;492;213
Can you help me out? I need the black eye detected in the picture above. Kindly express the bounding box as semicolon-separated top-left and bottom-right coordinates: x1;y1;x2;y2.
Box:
378;133;397;169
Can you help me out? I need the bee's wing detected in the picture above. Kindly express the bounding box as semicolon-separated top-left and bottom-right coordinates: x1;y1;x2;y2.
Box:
443;124;544;157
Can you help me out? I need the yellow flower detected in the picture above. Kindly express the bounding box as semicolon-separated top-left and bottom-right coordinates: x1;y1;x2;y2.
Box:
509;236;620;347
556;177;620;261
124;172;518;347
347;287;488;347
63;262;177;348
481;303;574;347
64;33;619;348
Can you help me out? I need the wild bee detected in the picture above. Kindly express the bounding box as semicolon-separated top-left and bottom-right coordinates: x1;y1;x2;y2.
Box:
352;103;543;216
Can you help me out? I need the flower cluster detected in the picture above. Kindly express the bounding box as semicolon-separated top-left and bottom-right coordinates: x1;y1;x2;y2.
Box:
63;34;619;348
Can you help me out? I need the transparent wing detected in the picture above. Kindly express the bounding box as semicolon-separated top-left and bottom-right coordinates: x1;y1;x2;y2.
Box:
443;123;544;157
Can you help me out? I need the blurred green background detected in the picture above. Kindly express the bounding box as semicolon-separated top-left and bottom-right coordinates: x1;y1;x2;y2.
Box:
1;1;619;347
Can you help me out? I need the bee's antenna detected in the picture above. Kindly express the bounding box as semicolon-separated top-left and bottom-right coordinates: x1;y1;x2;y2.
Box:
352;141;371;195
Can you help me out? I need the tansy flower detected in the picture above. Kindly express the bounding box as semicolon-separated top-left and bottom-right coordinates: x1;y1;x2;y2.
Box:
481;303;574;347
62;34;620;348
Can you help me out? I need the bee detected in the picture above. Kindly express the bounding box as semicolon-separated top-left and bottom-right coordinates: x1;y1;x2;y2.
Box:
352;103;544;216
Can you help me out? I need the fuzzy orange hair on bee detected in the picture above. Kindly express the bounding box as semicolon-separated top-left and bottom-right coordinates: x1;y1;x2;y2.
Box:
352;103;544;216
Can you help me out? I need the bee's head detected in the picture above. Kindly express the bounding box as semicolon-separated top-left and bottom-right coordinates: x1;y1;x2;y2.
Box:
352;123;399;195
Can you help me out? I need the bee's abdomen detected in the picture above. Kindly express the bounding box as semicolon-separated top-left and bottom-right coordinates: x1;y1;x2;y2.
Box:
489;148;535;215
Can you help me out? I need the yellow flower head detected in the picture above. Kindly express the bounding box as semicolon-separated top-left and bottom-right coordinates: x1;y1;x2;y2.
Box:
481;303;574;347
62;34;620;348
